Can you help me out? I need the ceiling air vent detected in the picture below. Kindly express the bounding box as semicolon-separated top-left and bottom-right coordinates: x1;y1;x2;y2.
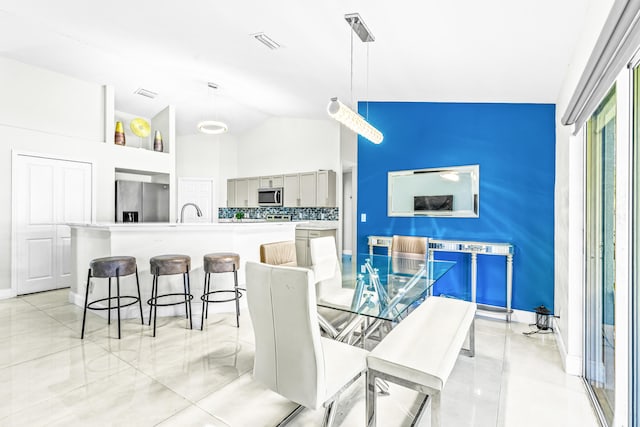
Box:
251;32;280;50
133;88;158;99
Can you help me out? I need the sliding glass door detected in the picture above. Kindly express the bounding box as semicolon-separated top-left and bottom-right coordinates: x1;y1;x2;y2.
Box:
585;86;616;426
633;66;640;427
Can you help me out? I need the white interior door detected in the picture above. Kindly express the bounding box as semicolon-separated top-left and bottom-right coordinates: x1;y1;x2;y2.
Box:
178;178;214;222
14;155;92;295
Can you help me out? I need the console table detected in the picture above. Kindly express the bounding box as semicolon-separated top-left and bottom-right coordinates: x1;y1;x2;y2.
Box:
428;239;514;322
366;235;514;321
368;235;393;255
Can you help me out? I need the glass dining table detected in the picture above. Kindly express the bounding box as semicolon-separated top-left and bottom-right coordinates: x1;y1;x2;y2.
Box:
316;253;456;344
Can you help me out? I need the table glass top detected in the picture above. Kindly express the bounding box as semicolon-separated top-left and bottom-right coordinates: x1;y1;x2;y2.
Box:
317;253;456;321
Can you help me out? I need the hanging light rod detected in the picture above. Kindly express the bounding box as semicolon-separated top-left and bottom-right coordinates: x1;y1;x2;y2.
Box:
327;98;383;144
197;82;228;135
344;13;375;42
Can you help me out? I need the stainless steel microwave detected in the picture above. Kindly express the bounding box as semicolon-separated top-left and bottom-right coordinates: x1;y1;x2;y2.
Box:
258;187;283;206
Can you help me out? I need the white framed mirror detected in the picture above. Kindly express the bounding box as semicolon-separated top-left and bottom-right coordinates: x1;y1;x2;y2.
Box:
388;164;479;217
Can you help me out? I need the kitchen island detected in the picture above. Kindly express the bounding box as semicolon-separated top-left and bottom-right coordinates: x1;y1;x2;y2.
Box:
69;221;298;318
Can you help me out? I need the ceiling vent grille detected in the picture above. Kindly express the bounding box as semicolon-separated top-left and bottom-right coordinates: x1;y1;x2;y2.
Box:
251;32;281;50
134;88;158;99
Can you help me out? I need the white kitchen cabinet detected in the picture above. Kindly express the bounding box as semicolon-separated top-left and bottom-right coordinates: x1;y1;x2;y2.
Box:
235;179;249;207
260;175;283;189
247;177;260;207
295;228;337;267
283;174;300;207
299;172;317;207
227;179;237;207
317;170;337;207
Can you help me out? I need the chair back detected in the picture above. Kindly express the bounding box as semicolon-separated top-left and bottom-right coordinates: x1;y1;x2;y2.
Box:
391;235;428;274
391;235;427;255
309;236;341;299
259;240;297;266
245;261;326;409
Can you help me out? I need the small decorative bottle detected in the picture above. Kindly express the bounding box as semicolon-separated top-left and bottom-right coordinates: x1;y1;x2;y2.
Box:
153;130;163;152
114;121;126;145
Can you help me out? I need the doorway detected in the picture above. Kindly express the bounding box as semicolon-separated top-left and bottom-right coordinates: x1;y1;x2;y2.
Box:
13;154;92;295
342;169;354;256
585;86;616;426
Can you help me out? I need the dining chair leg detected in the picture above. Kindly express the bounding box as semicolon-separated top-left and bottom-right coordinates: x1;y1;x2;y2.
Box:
81;269;91;339
322;400;338;427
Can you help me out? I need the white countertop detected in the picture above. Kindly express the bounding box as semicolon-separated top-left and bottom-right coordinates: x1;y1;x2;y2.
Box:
68;221;298;232
295;221;338;230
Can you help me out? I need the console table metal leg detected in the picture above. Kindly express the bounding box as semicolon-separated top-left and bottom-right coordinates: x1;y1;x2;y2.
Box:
506;254;513;322
470;253;477;304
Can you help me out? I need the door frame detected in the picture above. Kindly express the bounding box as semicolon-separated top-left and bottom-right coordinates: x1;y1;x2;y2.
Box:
11;150;96;298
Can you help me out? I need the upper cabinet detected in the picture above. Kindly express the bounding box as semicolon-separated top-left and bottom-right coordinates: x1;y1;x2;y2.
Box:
298;172;317;207
283;174;300;207
227;170;336;208
316;170;336;207
260;175;284;189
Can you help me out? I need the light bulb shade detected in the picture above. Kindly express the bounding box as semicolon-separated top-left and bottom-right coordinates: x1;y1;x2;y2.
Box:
197;120;229;135
327;98;383;144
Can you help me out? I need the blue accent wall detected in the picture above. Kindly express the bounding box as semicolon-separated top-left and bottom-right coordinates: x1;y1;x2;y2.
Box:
357;102;555;312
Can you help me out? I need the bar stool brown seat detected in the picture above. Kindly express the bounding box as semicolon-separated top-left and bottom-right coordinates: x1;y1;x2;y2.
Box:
201;252;242;329
148;254;193;337
81;256;144;339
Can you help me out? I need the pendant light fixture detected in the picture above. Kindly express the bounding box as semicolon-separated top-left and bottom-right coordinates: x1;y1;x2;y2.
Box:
327;13;383;144
197;82;228;135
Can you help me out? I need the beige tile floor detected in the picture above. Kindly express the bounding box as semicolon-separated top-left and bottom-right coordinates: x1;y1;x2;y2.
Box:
0;289;599;427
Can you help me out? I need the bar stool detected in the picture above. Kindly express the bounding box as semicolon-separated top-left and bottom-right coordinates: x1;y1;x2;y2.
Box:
201;252;242;329
81;256;144;339
148;254;193;337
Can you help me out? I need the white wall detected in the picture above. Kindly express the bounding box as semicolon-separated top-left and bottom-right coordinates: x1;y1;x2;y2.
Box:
175;132;238;215
236;116;341;177
554;0;614;374
176;117;341;211
0;57;175;296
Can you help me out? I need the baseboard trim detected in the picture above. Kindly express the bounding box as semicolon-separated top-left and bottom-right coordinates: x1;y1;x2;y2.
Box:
553;318;582;376
342;250;353;256
475;305;536;324
0;288;17;300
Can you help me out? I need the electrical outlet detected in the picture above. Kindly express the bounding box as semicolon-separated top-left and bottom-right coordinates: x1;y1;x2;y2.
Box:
361;213;367;222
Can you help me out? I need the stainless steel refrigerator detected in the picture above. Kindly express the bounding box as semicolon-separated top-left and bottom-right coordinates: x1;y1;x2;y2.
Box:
115;180;170;222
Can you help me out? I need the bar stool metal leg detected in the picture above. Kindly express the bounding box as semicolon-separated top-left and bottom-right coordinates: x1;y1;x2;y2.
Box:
234;265;240;327
184;271;193;330
135;268;144;325
107;277;112;325
153;267;160;337
116;267;122;339
81;268;91;339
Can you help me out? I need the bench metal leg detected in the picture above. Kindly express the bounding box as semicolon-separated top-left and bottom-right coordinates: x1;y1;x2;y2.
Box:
367;369;442;427
461;318;475;357
366;370;377;427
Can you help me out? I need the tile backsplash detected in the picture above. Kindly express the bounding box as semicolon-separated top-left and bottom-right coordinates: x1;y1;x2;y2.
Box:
219;207;339;221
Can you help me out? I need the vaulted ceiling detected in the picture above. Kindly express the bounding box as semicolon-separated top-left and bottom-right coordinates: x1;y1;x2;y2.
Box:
0;0;599;135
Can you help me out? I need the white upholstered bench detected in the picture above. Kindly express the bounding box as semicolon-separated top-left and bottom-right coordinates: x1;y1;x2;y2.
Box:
366;296;477;427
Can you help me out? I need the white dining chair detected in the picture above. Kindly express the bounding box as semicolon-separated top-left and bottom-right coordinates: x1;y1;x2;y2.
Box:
245;261;368;426
309;236;355;333
259;240;298;266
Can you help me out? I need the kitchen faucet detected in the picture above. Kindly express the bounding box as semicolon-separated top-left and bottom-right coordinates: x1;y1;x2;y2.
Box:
179;203;203;223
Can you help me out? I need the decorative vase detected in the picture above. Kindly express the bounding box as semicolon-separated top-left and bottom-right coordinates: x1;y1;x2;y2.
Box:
153;130;163;152
114;121;126;146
